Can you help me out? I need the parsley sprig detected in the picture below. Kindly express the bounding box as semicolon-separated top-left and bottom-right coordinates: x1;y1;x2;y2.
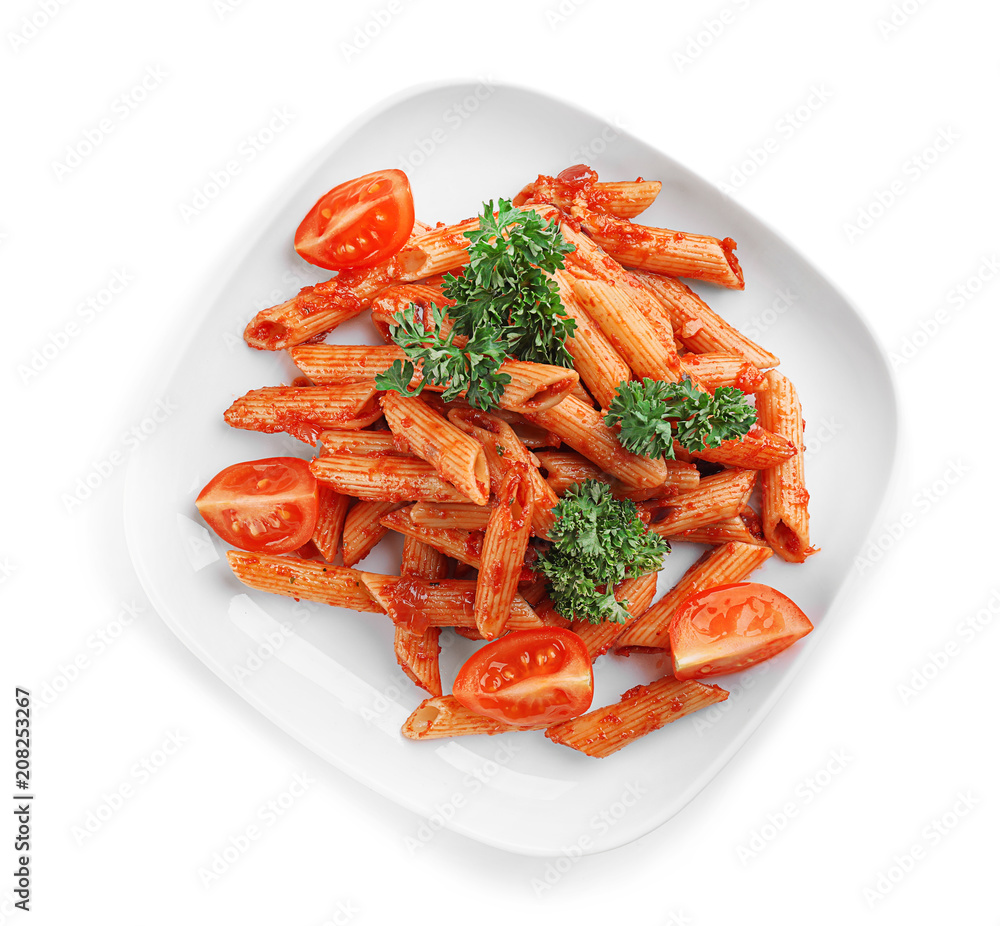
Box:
374;303;511;410
605;377;757;459
375;200;576;409
538;481;669;625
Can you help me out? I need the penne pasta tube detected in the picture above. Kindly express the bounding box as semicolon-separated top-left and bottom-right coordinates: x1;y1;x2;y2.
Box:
226;551;384;613
644;469;757;539
312;486;350;561
549;268;632;409
381;392;490;505
360;575;543;633
680;352;767;394
569;572;660;661
294;345;577;415
544;675;730;757
535;450;700;499
573;199;744;289
672;509;767;547
394;203;560;281
310;454;472;503
223;383;381;444
341;500;406;567
379;506;484;570
241;222;434;352
634;271;780;369
318;429;401;456
447;408;558;538
514;175;662;219
401;695;547;739
371;287;458;346
522;396;668;489
572;279;681;383
689;423;797;470
409;501;492;531
758;370;817;563
614;541;773;652
475;465;534;639
394;536;448;697
242;266;392;351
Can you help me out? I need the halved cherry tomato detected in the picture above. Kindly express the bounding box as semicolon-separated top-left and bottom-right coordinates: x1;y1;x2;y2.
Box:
196;458;319;555
452;628;593;727
294;169;414;271
669;582;813;680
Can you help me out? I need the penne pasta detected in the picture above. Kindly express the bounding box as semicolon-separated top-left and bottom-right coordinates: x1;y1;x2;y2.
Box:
317;429;402;456
672;506;767;547
360;575;543;633
310;453;472;503
549;268;632;409
572;279;681;383
615;541;773;652
381;392;490;505
689;423;797;470
573;199;744;289
379;506;484;570
680;352;767;394
394;536;448;697
312;486;350;561
535;450;700;499
475;466;534;639
523;395;668;489
447;408;558;538
634;271;780;369
341;500;406;567
514;175;662;219
293;346;578;415
223;383;382;444
758;370;817;563
569;572;660;661
401;695;546;739
226;550;384;613
644;469;757;539
409;501;492;531
544;675;730;757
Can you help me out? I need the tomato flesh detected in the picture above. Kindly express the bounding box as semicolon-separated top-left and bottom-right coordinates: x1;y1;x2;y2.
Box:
294;169;414;271
196;457;319;555
453;628;593;727
669;583;813;680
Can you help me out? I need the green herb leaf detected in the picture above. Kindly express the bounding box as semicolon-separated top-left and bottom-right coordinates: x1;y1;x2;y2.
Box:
538;481;669;625
378;199;578;407
604;376;757;459
375;303;510;410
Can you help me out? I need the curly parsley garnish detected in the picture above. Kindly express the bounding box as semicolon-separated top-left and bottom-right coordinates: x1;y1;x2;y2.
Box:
375;200;576;409
604;376;757;459
538;480;668;625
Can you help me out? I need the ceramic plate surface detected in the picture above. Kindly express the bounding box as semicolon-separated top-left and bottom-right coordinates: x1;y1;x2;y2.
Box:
124;81;898;855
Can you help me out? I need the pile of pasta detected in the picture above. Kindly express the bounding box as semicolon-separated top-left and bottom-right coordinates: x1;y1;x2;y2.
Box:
224;168;815;758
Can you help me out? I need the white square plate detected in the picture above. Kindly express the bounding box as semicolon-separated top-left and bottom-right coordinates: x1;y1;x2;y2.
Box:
124;81;898;856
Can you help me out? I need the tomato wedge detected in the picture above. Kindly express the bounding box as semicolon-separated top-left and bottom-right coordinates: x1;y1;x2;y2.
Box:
453;628;593;727
669;582;813;680
196;458;319;555
294;168;414;271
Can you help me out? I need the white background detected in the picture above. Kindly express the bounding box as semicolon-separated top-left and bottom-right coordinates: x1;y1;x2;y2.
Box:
4;0;999;923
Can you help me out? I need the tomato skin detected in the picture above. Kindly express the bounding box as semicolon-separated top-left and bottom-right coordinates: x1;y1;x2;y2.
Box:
669;583;813;681
294;169;414;271
196;458;319;555
452;628;594;727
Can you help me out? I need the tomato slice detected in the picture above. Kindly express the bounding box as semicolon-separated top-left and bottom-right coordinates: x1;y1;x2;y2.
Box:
452;628;593;727
195;458;319;555
669;582;813;680
294;169;414;271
